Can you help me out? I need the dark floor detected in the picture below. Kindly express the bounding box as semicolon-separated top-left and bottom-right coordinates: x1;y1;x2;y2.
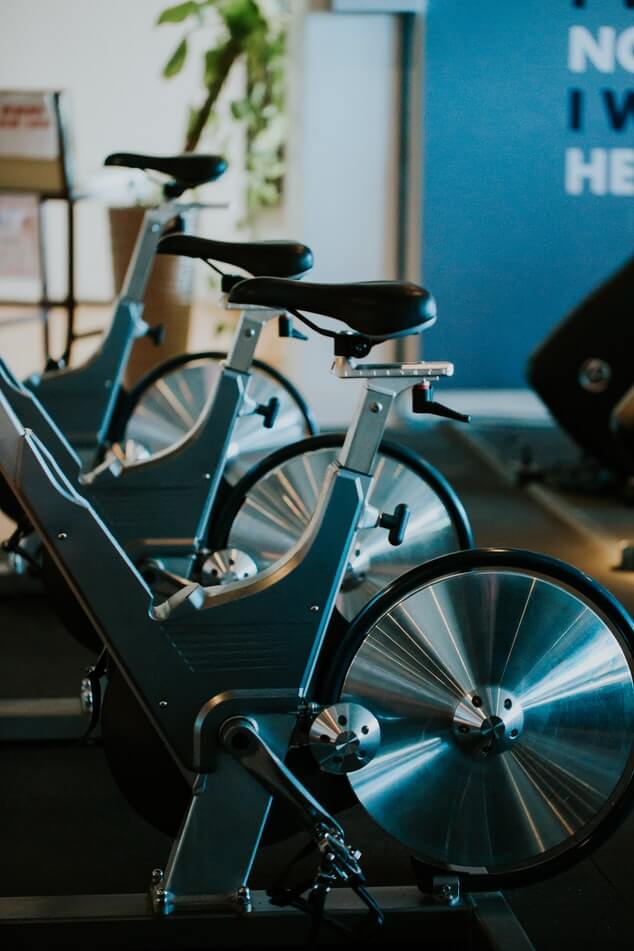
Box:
1;422;634;948
400;421;634;950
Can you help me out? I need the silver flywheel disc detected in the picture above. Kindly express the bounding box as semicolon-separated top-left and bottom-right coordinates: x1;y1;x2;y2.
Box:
226;446;465;620
123;357;310;483
341;566;634;876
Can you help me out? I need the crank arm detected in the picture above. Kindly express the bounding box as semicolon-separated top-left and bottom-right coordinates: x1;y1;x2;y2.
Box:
220;717;345;839
222;718;382;932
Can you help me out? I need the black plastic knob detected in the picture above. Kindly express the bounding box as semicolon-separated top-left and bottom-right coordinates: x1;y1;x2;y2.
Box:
379;503;410;546
146;323;166;347
255;396;280;430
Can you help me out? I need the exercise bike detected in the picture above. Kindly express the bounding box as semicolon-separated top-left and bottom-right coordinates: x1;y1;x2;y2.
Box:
21;153;227;464
0;237;471;664
2;276;632;929
0;152;314;529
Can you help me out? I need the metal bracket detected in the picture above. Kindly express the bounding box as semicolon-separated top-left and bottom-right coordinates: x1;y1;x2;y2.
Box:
432;875;461;906
220;716;345;837
224;309;282;374
194;689;299;770
333;356;453;381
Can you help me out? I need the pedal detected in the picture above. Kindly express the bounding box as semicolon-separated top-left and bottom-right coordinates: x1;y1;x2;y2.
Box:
221;716;382;933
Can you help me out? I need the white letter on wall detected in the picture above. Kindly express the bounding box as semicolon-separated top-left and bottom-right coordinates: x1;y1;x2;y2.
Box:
566;148;608;195
568;26;615;73
616;27;634;73
610;150;634;195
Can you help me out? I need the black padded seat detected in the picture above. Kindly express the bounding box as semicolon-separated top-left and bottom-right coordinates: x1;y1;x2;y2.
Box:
158;235;313;279
104;153;227;188
228;278;436;338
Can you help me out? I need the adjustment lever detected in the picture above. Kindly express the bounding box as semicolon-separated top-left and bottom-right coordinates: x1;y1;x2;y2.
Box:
145;323;166;347
279;314;308;341
423;401;471;423
255;396;280;429
379;503;410;546
412;384;470;422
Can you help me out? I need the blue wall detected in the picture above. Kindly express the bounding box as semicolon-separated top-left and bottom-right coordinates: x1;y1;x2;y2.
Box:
422;1;634;387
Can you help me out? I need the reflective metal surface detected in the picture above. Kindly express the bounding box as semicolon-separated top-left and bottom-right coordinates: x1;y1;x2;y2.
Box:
200;548;258;585
309;702;381;774
226;447;462;619
123;358;310;483
342;567;634;875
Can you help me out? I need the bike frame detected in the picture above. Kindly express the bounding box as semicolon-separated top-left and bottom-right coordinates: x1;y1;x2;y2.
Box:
0;306;286;565
0;352;451;911
22;199;212;462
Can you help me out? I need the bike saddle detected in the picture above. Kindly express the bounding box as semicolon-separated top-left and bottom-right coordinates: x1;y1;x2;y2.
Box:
228;278;436;339
104;152;227;188
157;235;313;279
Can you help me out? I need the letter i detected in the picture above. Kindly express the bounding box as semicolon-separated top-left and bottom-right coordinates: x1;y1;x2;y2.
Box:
569;90;583;131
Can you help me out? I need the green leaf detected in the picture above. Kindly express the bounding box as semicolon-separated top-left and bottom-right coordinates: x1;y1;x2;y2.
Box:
220;0;265;42
230;98;252;120
157;1;200;24
163;36;189;77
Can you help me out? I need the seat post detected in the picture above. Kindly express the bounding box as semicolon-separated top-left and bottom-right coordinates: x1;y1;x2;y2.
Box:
335;356;454;476
223;305;281;375
119;200;184;302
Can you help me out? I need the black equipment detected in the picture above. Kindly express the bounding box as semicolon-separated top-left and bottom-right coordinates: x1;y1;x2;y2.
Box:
528;257;634;475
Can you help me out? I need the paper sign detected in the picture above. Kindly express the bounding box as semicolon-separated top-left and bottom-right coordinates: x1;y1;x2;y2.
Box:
0;92;58;160
0;194;39;279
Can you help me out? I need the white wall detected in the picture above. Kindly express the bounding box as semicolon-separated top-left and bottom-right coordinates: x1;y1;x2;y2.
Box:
0;2;406;425
0;0;240;300
282;8;401;424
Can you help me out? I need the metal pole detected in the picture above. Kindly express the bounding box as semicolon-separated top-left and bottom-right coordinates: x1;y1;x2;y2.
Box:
395;12;416;362
62;197;76;366
36;196;52;367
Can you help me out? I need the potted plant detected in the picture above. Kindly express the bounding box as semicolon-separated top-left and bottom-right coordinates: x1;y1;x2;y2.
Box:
112;0;290;384
158;0;289;220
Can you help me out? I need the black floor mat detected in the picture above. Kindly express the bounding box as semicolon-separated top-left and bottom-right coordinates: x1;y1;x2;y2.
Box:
1;423;634;949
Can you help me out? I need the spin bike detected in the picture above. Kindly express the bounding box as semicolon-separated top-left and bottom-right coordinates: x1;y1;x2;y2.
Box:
1;277;633;924
0;239;470;656
0;152;314;526
19;153;227;464
0;237;316;649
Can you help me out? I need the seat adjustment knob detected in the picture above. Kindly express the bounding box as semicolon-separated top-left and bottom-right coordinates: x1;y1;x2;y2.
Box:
255;396;280;429
379;503;410;546
146;323;166;347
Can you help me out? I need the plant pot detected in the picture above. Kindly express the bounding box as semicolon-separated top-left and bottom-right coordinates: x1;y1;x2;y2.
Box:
109;205;196;387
